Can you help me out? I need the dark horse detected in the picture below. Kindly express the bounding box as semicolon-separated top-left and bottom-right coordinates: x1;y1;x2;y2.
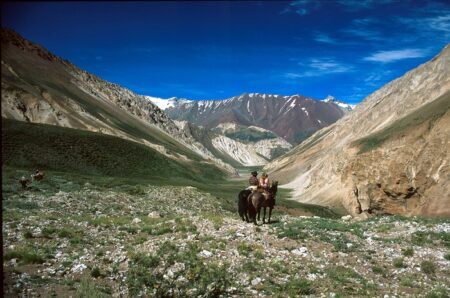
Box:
247;181;278;225
238;189;252;222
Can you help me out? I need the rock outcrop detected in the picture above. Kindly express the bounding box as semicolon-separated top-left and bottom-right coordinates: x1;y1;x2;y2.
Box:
265;45;450;217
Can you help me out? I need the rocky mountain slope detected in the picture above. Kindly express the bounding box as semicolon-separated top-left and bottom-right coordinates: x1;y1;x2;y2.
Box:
0;28;235;174
265;45;450;217
160;93;347;144
175;121;292;167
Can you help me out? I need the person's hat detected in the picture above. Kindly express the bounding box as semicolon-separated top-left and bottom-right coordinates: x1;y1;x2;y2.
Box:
262;172;268;177
251;171;258;176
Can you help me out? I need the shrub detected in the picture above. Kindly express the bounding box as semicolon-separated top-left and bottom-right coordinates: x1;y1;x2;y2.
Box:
372;266;387;277
402;247;414;257
426;287;449;298
393;257;405;268
284;278;315;296
237;243;253;257
4;248;44;264
421;260;436;275
76;278;108;298
91;266;101;278
23;230;33;239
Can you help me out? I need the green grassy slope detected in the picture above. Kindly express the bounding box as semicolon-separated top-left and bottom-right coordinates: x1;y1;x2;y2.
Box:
353;91;450;154
1;118;226;182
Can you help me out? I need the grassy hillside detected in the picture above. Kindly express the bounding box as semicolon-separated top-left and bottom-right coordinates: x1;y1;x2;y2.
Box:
353;91;450;154
1;118;226;182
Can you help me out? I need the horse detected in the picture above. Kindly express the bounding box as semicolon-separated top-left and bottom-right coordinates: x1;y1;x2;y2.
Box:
32;170;44;181
238;189;252;222
247;181;278;225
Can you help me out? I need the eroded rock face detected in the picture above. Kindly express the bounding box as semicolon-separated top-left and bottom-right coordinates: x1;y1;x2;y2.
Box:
341;110;450;216
266;45;450;217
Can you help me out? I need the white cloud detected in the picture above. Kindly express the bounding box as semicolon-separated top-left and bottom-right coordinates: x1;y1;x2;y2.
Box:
399;13;450;37
314;33;338;44
337;0;393;11
309;58;350;72
363;70;392;86
285;58;353;78
280;0;321;16
364;48;429;63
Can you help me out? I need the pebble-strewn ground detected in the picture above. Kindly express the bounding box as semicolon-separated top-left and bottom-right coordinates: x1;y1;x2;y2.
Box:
3;184;450;297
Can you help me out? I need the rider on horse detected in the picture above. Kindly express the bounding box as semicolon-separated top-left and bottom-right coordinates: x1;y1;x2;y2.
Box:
248;171;259;192
259;172;270;191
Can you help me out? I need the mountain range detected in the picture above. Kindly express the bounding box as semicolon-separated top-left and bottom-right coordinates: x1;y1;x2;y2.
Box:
151;93;349;144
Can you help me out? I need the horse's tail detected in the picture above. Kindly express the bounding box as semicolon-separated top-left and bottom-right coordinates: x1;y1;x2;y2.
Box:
238;189;251;214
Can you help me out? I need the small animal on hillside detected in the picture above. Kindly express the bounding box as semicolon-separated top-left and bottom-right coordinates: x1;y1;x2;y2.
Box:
32;169;44;181
247;181;278;225
19;176;30;190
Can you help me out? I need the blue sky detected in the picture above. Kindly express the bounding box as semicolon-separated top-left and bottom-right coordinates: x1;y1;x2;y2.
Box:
2;1;449;103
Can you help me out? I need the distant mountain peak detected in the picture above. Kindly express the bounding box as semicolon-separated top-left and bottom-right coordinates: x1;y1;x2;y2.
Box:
322;95;355;111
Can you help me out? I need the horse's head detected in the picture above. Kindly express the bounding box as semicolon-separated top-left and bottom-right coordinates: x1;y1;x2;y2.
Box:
269;181;278;197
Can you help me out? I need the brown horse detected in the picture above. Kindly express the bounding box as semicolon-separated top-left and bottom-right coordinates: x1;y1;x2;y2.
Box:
247;181;278;225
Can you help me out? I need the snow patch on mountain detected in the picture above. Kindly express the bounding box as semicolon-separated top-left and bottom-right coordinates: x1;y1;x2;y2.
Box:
145;96;192;110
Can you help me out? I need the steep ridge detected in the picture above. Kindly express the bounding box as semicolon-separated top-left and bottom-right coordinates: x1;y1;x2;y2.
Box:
164;93;346;144
265;45;450;217
0;29;234;174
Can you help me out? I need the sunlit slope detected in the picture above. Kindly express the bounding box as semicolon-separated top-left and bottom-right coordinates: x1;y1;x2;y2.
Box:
266;45;450;217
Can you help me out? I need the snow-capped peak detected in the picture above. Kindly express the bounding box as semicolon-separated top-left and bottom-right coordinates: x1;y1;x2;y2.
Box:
322;95;355;111
144;96;192;110
323;95;337;103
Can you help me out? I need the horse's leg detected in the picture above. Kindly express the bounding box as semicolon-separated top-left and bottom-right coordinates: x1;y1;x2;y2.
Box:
263;207;267;224
254;207;260;225
268;207;273;224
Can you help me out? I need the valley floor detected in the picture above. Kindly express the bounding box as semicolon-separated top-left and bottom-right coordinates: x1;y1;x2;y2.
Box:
2;169;450;297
